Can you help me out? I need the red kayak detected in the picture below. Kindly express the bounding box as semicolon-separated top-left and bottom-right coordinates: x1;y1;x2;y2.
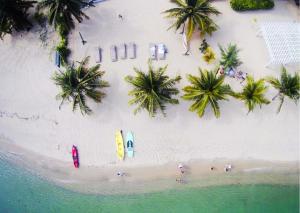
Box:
72;145;79;168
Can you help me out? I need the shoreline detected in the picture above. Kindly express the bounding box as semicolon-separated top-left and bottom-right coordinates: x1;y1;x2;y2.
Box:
0;140;298;195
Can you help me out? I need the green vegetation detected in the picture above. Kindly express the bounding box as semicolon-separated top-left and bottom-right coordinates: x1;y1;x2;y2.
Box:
230;0;274;11
265;67;300;113
182;68;233;118
52;56;109;115
55;24;71;65
55;37;70;65
33;12;47;27
125;60;181;117
0;0;36;39
219;43;242;70
163;0;220;42
37;0;91;66
199;39;209;53
202;47;216;64
199;39;216;64
37;0;90;31
234;76;270;114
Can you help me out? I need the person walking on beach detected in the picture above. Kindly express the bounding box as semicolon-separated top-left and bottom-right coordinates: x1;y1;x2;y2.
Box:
117;171;125;177
178;163;184;174
118;14;123;20
224;164;232;172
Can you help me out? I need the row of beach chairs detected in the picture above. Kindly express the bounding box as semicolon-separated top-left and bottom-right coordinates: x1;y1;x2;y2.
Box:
108;43;167;62
149;43;167;60
109;43;137;62
54;42;167;67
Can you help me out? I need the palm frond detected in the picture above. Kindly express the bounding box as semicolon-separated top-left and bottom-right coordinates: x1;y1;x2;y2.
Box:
219;43;242;70
52;56;109;115
125;60;181;117
182;68;233;118
163;0;220;39
202;47;216;64
236;75;270;114
0;0;36;39
38;0;89;31
265;66;300;113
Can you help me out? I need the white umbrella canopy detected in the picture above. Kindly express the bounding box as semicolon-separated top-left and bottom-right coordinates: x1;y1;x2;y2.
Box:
260;22;300;69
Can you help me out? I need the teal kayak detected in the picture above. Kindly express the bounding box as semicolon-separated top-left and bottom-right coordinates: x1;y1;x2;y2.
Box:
126;131;134;158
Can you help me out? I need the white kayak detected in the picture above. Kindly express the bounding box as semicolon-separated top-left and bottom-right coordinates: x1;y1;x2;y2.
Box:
126;131;134;158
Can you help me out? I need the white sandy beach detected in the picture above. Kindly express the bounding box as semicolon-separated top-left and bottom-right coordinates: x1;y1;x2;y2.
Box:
0;0;299;185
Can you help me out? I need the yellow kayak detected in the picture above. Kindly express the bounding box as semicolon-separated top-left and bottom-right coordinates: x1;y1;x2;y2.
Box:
115;130;125;160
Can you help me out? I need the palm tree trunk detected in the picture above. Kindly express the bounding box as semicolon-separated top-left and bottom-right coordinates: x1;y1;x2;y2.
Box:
59;99;64;110
183;42;191;55
276;95;285;114
183;32;191;55
272;92;281;101
180;22;185;34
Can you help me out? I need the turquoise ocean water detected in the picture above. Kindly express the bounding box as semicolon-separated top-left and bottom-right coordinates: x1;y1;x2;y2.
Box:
0;158;298;213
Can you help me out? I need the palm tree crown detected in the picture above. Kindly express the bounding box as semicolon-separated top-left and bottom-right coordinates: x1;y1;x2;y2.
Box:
37;0;90;31
182;68;233;118
52;56;109;115
219;43;242;70
235;75;270;114
125;60;181;117
163;0;220;41
265;66;300;113
0;0;36;39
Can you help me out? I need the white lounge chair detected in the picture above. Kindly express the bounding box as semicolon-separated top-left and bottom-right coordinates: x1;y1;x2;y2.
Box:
95;47;102;63
110;45;117;62
128;42;136;59
157;43;166;60
91;0;106;3
118;43;127;59
149;43;157;60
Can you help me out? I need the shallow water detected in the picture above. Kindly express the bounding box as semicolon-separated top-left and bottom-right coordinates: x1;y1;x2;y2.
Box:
0;157;299;213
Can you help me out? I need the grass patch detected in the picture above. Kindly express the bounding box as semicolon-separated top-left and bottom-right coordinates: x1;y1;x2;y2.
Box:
230;0;274;11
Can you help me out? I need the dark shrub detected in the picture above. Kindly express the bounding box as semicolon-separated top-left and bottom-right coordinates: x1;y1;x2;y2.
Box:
33;12;47;27
230;0;274;11
199;39;209;53
56;24;71;65
57;24;69;38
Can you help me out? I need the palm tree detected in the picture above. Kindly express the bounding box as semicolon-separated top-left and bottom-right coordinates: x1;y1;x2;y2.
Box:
163;0;220;41
182;68;233;118
52;56;109;115
125;60;181;117
37;0;91;31
234;75;270;114
265;67;300;113
0;0;36;39
219;43;242;70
